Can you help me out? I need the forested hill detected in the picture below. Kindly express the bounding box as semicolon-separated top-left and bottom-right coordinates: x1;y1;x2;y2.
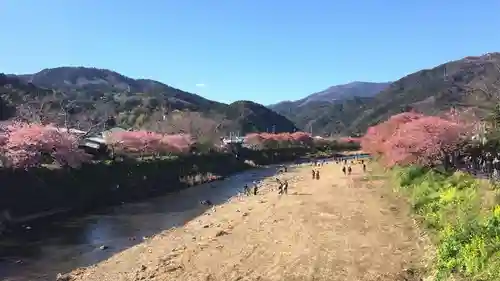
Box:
0;67;297;140
270;53;500;135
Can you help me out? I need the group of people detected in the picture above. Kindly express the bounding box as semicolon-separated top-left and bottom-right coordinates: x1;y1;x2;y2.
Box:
241;156;369;197
276;178;289;195
243;182;259;196
311;169;320;180
342;165;352;175
462;153;500;179
337;158;366;176
243;178;289;196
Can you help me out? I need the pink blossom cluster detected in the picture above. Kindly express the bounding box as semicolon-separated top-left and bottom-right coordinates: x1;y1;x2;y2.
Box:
106;130;193;155
339;137;361;143
360;110;477;167
0;122;91;169
244;132;313;149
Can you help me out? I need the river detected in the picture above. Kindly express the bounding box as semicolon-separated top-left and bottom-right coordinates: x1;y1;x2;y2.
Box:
0;154;368;281
0;164;288;281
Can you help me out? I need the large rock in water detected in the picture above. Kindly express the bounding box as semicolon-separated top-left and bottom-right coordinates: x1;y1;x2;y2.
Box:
56;273;73;281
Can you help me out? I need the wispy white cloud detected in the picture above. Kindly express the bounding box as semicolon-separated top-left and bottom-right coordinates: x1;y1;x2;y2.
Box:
195;83;206;88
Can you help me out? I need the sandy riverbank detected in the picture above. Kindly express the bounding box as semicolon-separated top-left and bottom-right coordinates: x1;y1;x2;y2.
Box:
61;161;426;281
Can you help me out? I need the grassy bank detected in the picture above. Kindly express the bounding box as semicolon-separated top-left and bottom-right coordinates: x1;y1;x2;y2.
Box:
388;165;500;280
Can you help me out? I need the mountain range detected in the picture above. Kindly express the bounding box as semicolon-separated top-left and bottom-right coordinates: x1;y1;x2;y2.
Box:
2;52;500;139
268;81;391;134
0;68;297;142
270;52;500;135
270;81;391;108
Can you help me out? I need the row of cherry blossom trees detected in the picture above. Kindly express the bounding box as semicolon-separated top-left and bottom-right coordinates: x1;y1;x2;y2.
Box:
243;132;314;149
104;130;193;157
360;110;479;167
0;121;360;170
0;122;195;169
242;131;359;150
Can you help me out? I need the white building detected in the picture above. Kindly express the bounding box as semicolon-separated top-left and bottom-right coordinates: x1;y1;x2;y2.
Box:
222;136;244;145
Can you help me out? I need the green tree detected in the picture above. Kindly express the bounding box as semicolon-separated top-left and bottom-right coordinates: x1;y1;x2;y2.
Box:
487;103;500;130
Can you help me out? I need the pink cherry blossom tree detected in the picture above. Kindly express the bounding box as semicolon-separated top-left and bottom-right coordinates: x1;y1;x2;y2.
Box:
105;130;193;157
2;122;91;168
0;128;8;166
290;132;313;147
161;134;194;154
361;111;425;155
360;110;476;168
261;133;282;149
382;116;467;167
339;137;361;143
243;133;266;150
244;132;313;150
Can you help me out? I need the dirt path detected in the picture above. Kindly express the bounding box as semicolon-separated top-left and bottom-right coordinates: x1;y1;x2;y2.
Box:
64;162;425;281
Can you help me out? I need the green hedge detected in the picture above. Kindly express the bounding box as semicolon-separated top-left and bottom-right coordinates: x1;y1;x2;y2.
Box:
316;140;361;152
0;147;315;218
391;166;500;281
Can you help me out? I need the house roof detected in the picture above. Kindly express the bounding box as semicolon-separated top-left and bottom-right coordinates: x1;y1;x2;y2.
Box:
86;137;107;144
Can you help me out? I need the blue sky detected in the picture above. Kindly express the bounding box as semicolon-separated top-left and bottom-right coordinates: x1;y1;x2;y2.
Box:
1;1;499;105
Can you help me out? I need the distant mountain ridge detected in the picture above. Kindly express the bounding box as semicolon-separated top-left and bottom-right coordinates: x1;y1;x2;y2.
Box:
269;81;391;134
299;81;391;105
13;66;219;111
1;67;298;138
269;81;390;109
271;53;500;136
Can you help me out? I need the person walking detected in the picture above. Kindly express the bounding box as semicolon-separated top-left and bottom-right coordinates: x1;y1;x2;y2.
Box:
315;170;320;180
342;166;346;176
276;178;283;194
363;163;366;173
283;180;288;194
276;178;282;188
348;166;352;175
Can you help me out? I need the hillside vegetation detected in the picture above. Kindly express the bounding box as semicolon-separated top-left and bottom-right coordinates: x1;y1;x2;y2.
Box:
272;53;500;135
0;67;297;139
